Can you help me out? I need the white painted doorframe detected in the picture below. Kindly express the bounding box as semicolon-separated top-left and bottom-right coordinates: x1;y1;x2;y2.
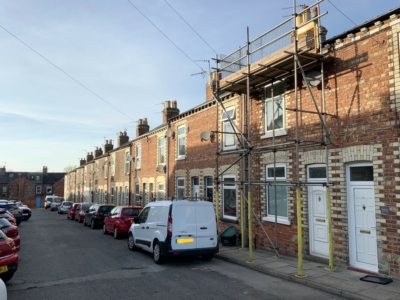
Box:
346;163;378;273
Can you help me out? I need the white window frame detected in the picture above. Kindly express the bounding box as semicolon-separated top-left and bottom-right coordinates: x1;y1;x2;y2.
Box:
177;177;185;199
125;152;130;174
36;186;42;194
177;126;186;159
221;107;236;151
158;138;165;165
263;164;290;225
261;82;287;139
136;145;141;169
111;154;116;176
157;183;165;200
204;176;213;202
222;175;237;220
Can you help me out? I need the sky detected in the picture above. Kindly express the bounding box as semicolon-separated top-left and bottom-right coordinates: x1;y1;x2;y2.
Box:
0;0;397;172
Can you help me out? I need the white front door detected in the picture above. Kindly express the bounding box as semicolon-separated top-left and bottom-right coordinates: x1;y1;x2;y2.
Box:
308;165;328;258
347;164;378;272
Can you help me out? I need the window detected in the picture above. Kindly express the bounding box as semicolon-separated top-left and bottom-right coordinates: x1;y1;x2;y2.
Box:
136;145;141;169
263;81;286;138
192;177;199;198
149;183;154;201
104;161;108;179
2;186;6;193
46;186;52;194
125;186;129;205
264;164;289;225
36;175;40;180
158;138;165;164
9;174;14;178
221;108;236;151
111;154;116;176
104;189;107;203
111;186;114;204
157;183;164;200
135;183;140;205
119;187;122;205
125;152;130;174
177;126;186;159
36;186;42;194
222;175;236;219
177;178;185;199
204;177;213;202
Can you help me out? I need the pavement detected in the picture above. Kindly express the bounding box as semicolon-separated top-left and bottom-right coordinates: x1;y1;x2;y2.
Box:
216;246;400;300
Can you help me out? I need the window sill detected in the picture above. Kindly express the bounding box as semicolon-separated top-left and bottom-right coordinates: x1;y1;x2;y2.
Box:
220;217;238;224
176;156;186;161
263;216;291;226
222;146;236;152
261;129;288;139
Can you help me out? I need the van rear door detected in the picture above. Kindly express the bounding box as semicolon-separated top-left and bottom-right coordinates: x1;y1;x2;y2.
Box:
194;202;217;249
171;202;197;250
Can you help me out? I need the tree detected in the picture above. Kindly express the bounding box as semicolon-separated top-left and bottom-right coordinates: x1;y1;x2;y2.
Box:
63;165;78;172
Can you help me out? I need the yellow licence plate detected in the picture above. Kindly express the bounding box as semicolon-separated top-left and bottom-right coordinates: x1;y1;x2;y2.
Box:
177;237;194;244
0;266;8;273
11;211;18;215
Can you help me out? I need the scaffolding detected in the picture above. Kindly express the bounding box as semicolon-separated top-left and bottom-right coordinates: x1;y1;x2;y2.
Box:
211;0;334;276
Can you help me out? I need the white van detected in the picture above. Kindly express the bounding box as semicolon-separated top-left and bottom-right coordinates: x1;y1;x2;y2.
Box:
128;200;218;264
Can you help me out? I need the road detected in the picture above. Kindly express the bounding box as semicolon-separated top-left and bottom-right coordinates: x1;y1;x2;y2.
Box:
6;209;343;300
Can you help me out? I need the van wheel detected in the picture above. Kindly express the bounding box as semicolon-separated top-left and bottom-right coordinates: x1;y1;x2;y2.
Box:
1;272;14;283
153;241;164;264
201;254;214;261
103;225;108;234
113;227;119;239
128;233;136;251
91;219;96;229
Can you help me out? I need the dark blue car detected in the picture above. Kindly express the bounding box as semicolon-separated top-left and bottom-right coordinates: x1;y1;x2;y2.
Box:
0;202;23;225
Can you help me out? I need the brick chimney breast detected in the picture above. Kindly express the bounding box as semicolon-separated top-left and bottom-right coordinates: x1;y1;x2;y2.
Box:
80;158;86;166
86;152;94;162
136;119;150;137
104;139;113;153
43;166;48;174
118;131;130;146
163;100;180;123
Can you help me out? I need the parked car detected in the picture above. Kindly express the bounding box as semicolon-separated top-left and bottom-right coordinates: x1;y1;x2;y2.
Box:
0;217;20;251
0;203;23;225
50;198;64;211
44;195;59;209
58;201;73;214
0;209;17;226
14;202;31;221
103;206;142;239
128;200;218;264
0;229;18;282
84;204;115;229
75;203;94;223
67;203;80;220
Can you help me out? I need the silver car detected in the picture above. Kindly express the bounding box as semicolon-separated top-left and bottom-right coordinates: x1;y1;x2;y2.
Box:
50;198;64;211
58;201;73;214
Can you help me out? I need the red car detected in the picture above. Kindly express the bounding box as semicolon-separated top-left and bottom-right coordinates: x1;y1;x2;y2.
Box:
103;206;142;239
67;203;80;220
74;203;94;223
0;210;17;226
0;218;20;251
0;229;18;282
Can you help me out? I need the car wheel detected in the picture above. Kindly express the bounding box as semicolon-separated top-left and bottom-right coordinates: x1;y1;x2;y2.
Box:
91;219;95;229
103;224;108;234
153;241;164;264
113;227;119;239
201;254;214;261
128;233;136;251
1;272;14;283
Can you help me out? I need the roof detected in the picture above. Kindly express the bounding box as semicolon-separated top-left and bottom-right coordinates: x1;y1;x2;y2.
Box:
0;172;65;185
326;6;400;43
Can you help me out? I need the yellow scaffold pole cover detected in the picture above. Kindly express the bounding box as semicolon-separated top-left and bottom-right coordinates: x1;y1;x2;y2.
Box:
246;191;254;264
326;186;335;271
295;188;307;278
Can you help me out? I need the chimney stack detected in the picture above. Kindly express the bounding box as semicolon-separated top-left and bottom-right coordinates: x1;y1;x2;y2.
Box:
80;158;86;166
94;147;103;158
86;152;94;162
136;118;150;137
0;166;5;174
104;139;114;153
162;100;180;123
43;166;48;174
118;131;130;146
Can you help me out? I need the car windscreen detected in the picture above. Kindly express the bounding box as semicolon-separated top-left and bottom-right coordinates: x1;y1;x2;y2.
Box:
81;204;92;210
99;206;114;213
0;218;12;228
122;208;140;216
64;202;72;207
54;199;63;203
